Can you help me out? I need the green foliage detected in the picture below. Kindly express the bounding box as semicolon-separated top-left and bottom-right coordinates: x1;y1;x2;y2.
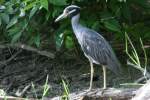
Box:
40;0;49;10
0;0;149;54
55;32;64;51
61;79;70;100
49;0;67;6
65;35;74;49
42;75;50;98
125;32;149;79
103;19;121;33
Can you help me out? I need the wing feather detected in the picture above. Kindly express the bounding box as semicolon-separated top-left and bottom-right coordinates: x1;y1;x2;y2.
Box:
80;28;121;74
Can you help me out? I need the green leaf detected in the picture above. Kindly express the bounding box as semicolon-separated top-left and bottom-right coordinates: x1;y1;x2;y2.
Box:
133;0;150;9
29;6;38;19
0;0;4;4
8;26;20;36
11;31;22;43
100;11;112;20
0;18;1;26
122;3;131;22
40;0;48;10
55;24;69;50
49;0;67;6
23;0;32;4
33;34;40;47
1;13;9;24
52;7;63;18
55;32;64;51
103;19;121;32
91;21;100;31
45;12;51;21
65;36;74;49
6;5;14;14
23;1;37;11
6;16;18;29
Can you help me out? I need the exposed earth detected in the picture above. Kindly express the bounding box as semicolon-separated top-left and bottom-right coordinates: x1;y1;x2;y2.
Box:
0;48;143;99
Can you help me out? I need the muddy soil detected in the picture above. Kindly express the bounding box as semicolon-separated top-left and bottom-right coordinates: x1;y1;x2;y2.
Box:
0;49;142;99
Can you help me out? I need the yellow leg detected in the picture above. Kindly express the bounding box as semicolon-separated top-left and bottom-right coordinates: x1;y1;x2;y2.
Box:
102;66;107;89
88;61;94;91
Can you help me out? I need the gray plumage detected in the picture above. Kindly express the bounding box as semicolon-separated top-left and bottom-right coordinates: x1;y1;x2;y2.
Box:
55;5;121;90
71;14;120;74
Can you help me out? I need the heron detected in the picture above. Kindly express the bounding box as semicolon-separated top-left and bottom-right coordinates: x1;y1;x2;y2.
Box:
55;5;121;91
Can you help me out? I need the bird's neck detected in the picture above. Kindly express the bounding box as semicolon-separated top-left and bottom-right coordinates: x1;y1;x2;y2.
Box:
71;14;84;44
71;14;80;33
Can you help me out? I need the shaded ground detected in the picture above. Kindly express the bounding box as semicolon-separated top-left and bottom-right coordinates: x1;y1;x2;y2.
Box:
0;48;143;99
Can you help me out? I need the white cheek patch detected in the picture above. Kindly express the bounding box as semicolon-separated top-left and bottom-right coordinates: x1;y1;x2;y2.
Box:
68;9;76;15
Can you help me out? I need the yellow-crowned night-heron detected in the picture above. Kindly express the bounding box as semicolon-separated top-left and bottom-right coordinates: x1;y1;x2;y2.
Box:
55;5;121;91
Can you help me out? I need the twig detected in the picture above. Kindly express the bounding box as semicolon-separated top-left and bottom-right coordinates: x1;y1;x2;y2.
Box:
134;76;148;83
0;43;55;59
15;84;31;97
0;64;35;79
0;50;22;65
127;61;150;78
0;96;25;100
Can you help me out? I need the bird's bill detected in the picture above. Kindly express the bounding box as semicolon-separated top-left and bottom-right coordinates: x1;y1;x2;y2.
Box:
55;13;68;22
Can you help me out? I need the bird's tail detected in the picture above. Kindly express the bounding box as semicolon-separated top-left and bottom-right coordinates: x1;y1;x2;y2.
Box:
106;51;122;75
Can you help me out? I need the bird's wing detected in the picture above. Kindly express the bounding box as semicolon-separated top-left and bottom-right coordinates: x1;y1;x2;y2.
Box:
81;29;121;74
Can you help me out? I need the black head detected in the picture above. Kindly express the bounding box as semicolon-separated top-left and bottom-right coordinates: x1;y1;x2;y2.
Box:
55;5;80;22
65;5;80;18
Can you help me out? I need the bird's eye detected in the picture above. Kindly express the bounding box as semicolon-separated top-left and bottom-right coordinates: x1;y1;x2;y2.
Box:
65;10;69;13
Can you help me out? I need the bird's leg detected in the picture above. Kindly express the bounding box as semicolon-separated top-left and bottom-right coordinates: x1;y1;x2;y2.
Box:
88;61;94;91
102;66;107;89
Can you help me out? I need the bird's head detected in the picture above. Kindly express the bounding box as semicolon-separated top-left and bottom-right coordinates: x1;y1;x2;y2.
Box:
55;5;80;22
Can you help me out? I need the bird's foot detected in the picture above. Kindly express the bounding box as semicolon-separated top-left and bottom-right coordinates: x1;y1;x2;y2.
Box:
83;87;92;94
84;88;91;92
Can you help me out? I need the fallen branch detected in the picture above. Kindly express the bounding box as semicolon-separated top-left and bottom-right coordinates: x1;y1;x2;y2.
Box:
0;50;22;65
0;43;55;59
132;80;150;100
0;96;25;100
50;88;137;100
134;76;149;83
